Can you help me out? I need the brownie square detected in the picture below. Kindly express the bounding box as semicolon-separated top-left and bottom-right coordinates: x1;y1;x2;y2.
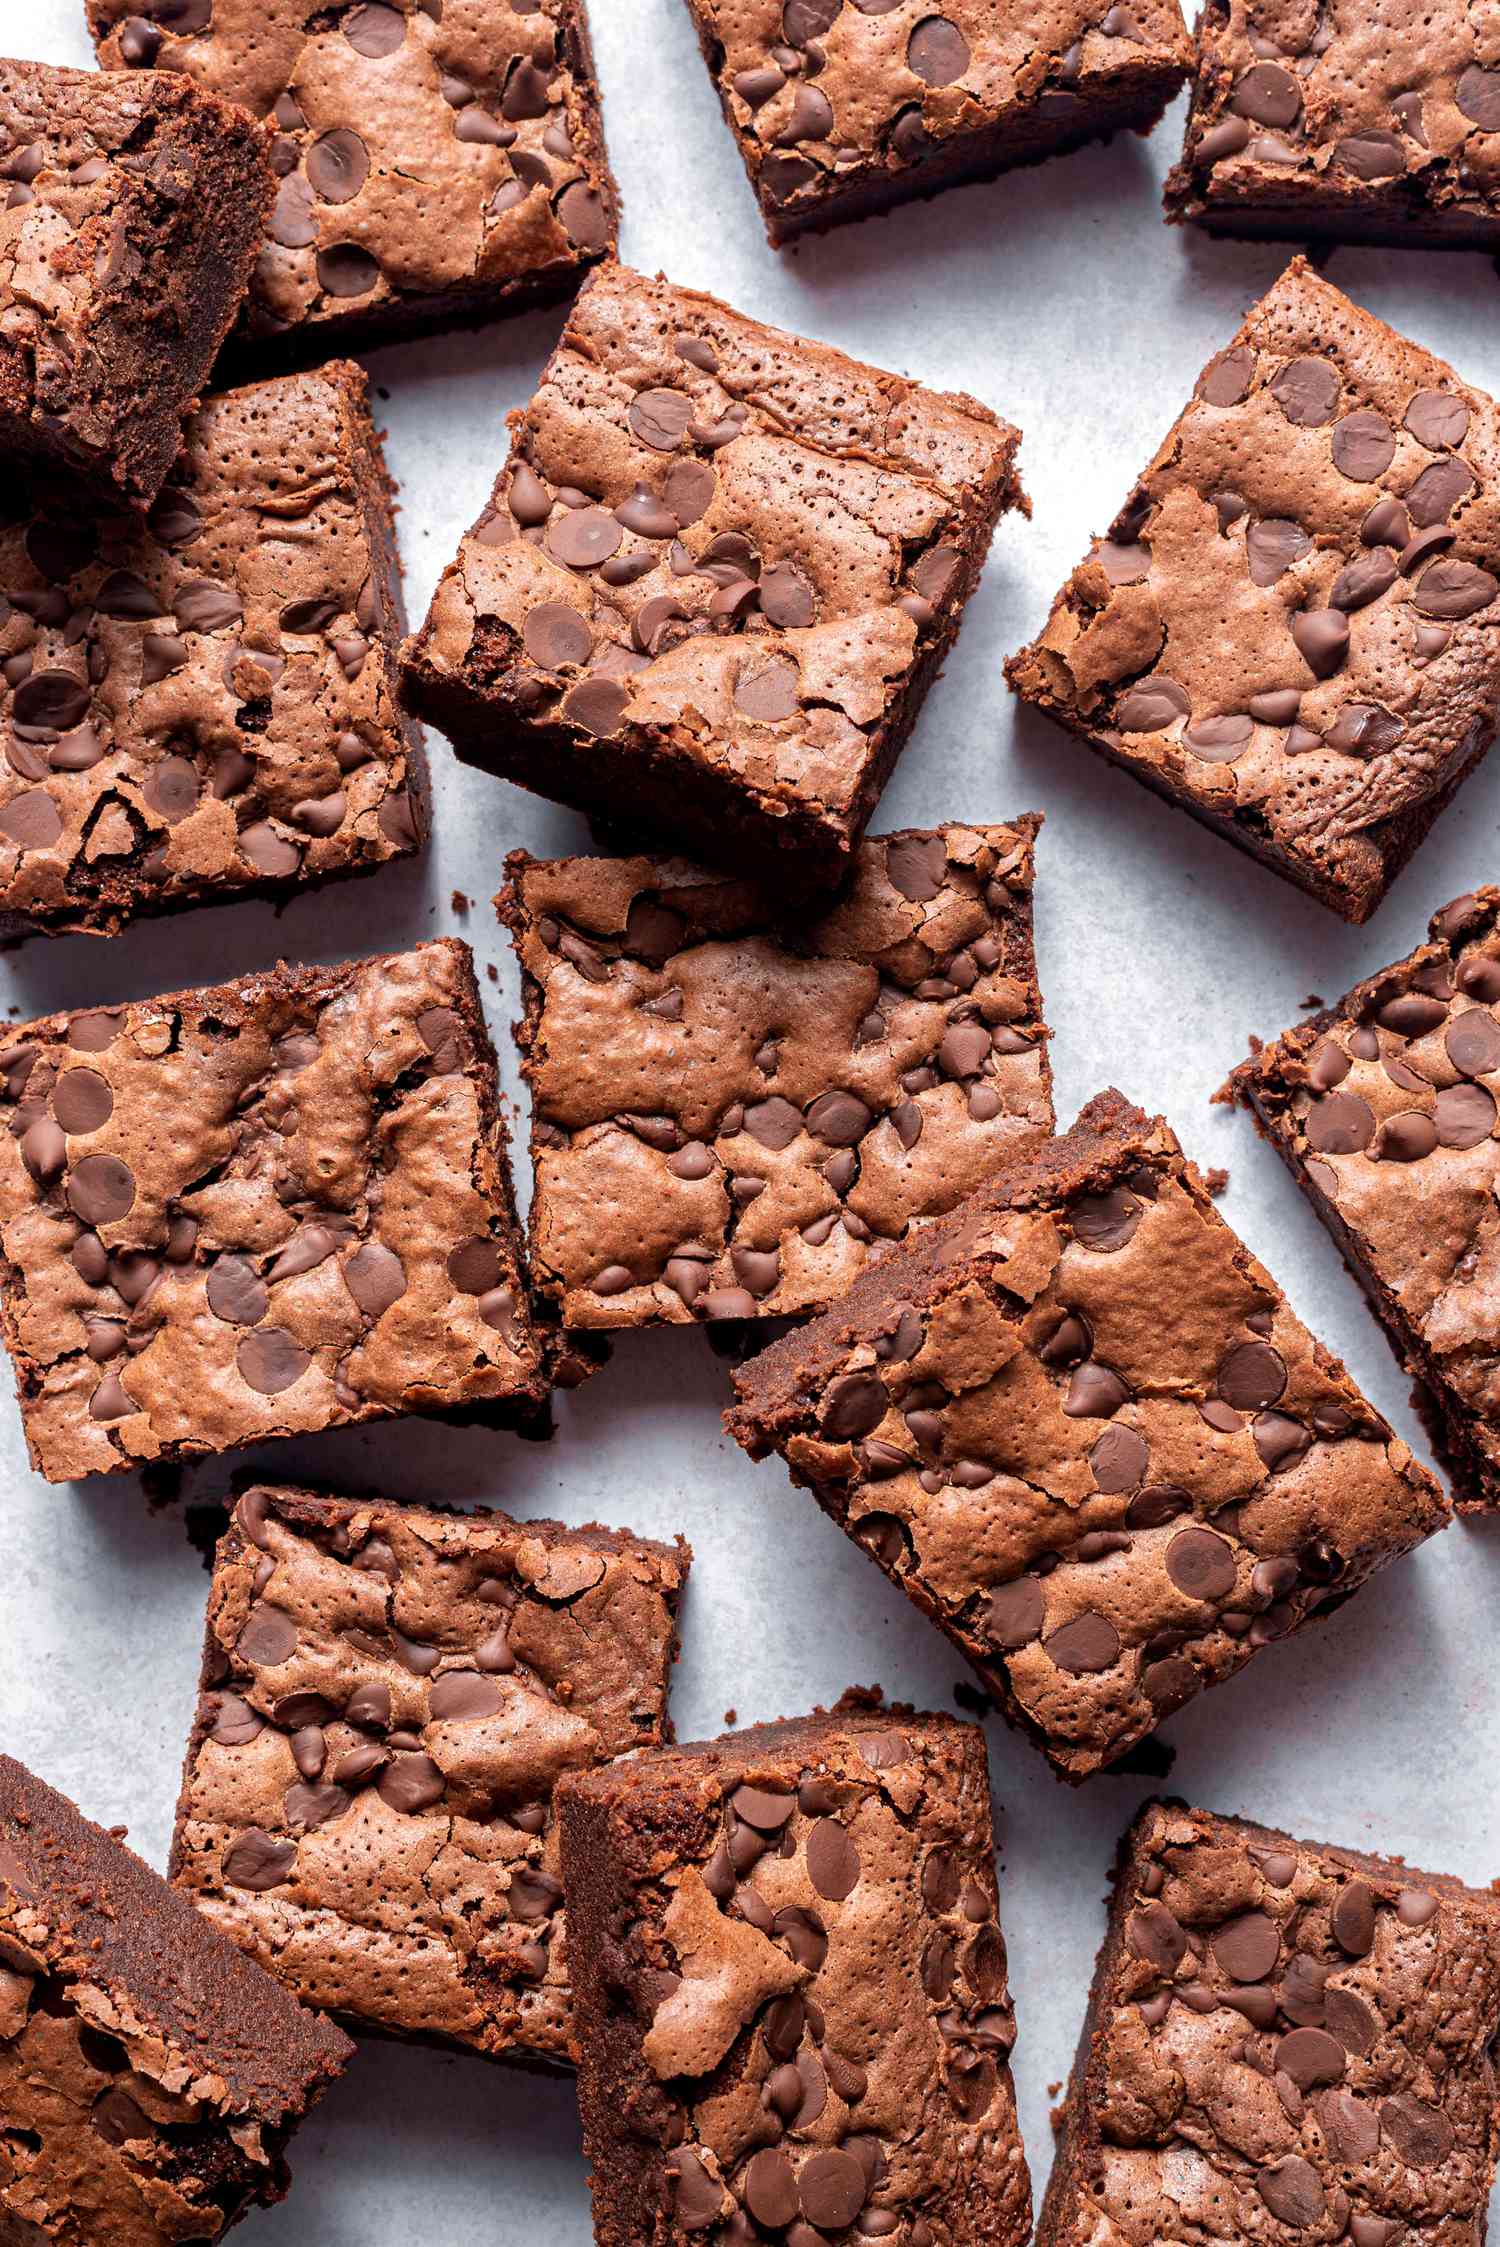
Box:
0;359;425;941
0;61;271;508
0;1752;351;2246
500;820;1052;1328
727;1091;1449;1781
556;1699;1032;2247
1006;258;1500;924
1166;0;1500;248
1229;886;1500;1513
402;262;1025;890
0;938;547;1483
171;1483;688;2066
1040;1800;1500;2247
684;0;1191;246
87;0;618;357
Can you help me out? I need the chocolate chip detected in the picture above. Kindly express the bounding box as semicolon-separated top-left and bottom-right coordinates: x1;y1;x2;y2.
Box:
1065;1362;1129;1417
1246;518;1311;585
798;2150;866;2230
1331;411;1395;482
1090;1425;1147;1492
1231;61;1301;125
629;390;694;451
1198;346;1256;407
546;509;622;570
344;2;406;56
563;678;630;735
1257;2156;1325;2228
429;1671;503;1721
822;1373;885;1440
1331;1879;1375;1955
1413;559;1497;619
1117;675;1189;732
987;1577;1043;1650
1291;608;1349;678
806;1818;860;1899
52;1070;112;1136
760;564;816;627
1218;1339;1287;1409
13;672;89;734
1406;457;1476;526
66;1154;135;1227
907;16;970;84
1043;1612;1120;1673
1272;358;1340;427
1434;1082;1495;1147
377;1753;445;1813
206;1255;269;1326
1380;2092;1454;2167
307;128;369;202
1331;548;1398;611
1457;63;1500;129
317;244;381;298
1165;1527;1236;1600
744;2151;799;2230
1070;1188;1141;1250
1404;390;1469;450
1276;2027;1345;2089
1335;129;1405;178
1127;1902;1187;1971
236;1329;312;1395
222;1830;296;1892
1213;1909;1280;1981
666;2149;722;2230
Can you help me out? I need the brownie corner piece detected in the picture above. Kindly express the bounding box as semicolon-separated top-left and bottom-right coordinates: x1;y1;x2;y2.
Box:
0;1751;350;2246
403;261;1023;886
1006;256;1499;923
556;1702;1032;2247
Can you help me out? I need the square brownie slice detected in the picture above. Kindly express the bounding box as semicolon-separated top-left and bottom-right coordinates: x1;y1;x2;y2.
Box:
171;1483;688;2066
0;938;546;1483
0;359;424;940
87;0;618;357
727;1091;1448;1781
556;1699;1032;2247
1006;259;1499;924
0;1752;351;2246
1040;1800;1500;2247
500;820;1052;1328
684;0;1191;247
402;262;1025;890
0;61;271;508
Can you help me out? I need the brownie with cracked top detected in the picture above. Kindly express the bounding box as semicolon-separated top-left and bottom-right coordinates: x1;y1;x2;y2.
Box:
1039;1800;1500;2247
402;263;1026;890
0;359;424;941
0;938;546;1483
87;0;617;358
1006;259;1500;924
684;0;1191;246
171;1483;688;2066
0;1751;351;2246
0;60;272;509
1166;0;1500;247
501;819;1052;1328
727;1092;1448;1781
557;1698;1032;2247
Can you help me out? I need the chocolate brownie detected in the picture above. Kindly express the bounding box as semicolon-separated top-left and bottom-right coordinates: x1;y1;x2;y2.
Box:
0;1752;351;2245
402;263;1025;890
500;821;1052;1328
1039;1799;1500;2247
88;0;618;358
171;1483;688;2066
684;0;1191;246
0;60;271;509
556;1699;1032;2247
0;359;424;941
1006;259;1499;924
727;1092;1449;1781
0;938;546;1484
1166;0;1500;247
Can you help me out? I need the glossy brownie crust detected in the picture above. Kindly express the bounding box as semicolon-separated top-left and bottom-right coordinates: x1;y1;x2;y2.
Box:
501;821;1052;1329
0;1752;351;2246
557;1700;1031;2247
402;262;1024;890
171;1483;688;2066
1006;259;1500;923
0;938;547;1483
728;1092;1448;1780
1040;1800;1500;2247
0;61;272;509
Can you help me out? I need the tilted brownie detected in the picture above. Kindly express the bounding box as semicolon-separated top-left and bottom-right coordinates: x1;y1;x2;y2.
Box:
0;360;424;941
1006;259;1499;924
557;1700;1032;2247
684;0;1191;246
172;1483;688;2066
0;61;271;509
403;263;1025;890
1166;0;1500;248
0;1752;351;2245
727;1092;1448;1781
501;821;1052;1328
1229;887;1500;1514
0;939;546;1484
1039;1800;1500;2247
88;0;617;357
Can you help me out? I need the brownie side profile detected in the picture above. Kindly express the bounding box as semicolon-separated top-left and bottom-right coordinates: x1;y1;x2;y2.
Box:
1228;887;1500;1514
501;820;1053;1328
171;1484;689;2066
0;61;273;508
1006;259;1499;924
0;939;547;1483
0;1752;351;2245
557;1701;1032;2247
0;360;425;941
87;0;618;357
685;0;1191;246
1038;1800;1500;2247
403;263;1025;890
727;1091;1449;1781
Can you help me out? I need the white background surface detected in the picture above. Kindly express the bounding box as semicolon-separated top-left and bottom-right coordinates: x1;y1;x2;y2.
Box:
5;5;1500;2241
